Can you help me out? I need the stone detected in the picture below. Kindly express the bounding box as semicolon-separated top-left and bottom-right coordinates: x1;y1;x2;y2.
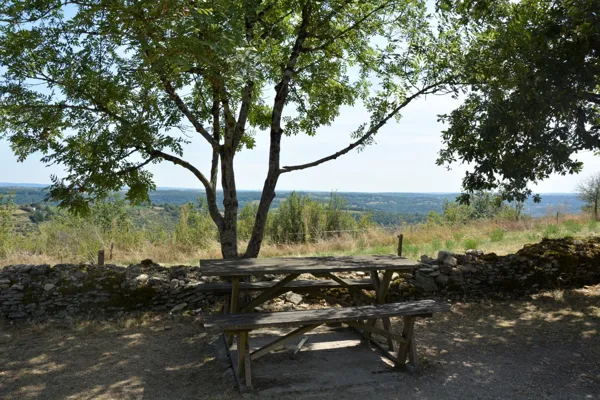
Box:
43;283;55;291
443;256;458;267
458;265;477;273
392;272;400;280
170;303;187;313
414;274;438;292
0;279;11;284
428;271;440;277
466;249;484;256
355;271;366;276
435;274;449;287
437;250;453;262
439;265;451;274
11;284;24;291
284;291;303;305
263;274;276;281
420;255;435;264
135;274;149;283
170;279;180;289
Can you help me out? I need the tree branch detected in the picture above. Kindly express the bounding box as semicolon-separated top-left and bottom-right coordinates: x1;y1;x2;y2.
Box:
161;79;219;148
280;82;444;173
210;95;220;189
150;149;224;227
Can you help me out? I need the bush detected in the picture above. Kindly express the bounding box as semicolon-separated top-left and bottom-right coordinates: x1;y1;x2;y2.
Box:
463;238;479;250
489;228;505;242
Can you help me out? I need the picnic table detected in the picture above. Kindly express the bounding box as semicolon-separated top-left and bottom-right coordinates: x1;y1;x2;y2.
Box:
199;255;446;392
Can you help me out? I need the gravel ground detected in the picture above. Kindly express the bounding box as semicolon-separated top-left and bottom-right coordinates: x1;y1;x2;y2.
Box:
1;285;599;400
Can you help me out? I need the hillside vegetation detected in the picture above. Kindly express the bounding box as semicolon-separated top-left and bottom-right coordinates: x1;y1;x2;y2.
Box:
0;191;596;267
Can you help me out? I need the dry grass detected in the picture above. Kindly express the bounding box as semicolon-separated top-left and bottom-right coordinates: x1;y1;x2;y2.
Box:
1;214;597;267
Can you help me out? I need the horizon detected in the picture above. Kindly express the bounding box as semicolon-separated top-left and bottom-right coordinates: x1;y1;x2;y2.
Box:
0;181;580;195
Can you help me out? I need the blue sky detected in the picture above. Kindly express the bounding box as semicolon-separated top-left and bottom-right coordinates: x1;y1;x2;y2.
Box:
2;90;598;193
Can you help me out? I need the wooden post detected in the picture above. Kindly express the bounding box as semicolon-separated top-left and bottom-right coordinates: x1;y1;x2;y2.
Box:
97;250;105;266
397;234;403;257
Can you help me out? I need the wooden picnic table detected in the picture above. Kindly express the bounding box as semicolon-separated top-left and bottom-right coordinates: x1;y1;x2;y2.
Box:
199;255;441;392
200;256;421;347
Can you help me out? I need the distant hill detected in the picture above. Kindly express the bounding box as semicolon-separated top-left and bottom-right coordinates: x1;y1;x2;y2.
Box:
0;184;584;220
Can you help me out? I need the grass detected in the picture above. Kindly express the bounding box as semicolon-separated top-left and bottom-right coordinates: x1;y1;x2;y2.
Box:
1;214;599;266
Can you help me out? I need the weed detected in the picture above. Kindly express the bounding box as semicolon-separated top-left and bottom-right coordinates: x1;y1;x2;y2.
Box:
489;228;505;242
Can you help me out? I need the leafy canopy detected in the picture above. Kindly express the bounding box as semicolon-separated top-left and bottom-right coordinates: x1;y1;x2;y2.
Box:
0;0;456;213
437;0;600;203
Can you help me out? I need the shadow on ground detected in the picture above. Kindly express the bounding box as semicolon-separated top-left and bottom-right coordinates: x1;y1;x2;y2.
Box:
1;285;599;400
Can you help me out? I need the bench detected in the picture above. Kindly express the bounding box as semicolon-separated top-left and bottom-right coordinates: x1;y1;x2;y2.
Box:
204;300;449;391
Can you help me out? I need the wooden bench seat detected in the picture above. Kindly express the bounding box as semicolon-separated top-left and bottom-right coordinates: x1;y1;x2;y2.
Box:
195;278;373;293
204;300;449;391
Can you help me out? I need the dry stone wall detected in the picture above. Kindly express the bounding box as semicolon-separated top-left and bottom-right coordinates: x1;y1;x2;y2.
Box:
2;237;600;320
393;237;600;299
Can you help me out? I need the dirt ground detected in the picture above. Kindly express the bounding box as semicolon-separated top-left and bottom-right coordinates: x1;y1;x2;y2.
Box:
1;286;599;400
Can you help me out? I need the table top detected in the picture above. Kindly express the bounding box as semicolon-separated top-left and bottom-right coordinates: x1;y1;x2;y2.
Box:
199;255;421;277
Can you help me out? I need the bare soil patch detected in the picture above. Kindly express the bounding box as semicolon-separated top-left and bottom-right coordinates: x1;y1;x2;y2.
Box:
1;286;599;400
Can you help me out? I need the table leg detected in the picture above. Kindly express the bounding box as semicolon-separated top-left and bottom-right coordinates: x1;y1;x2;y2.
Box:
227;277;240;346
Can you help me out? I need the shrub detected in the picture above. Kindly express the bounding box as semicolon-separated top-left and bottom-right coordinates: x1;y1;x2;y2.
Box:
463;238;479;250
489;228;505;242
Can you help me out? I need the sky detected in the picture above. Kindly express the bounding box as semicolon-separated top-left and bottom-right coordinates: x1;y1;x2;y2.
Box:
2;90;599;194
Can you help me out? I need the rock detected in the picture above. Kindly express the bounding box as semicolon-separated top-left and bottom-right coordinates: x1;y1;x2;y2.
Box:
457;265;477;273
170;303;187;313
263;274;276;281
43;283;55;291
170;279;180;289
414;274;438;292
420;255;435;264
355;271;366;276
392;272;400;280
439;265;451;274
135;274;149;283
0;279;11;284
443;256;458;267
434;274;449;287
284;291;303;305
437;251;453;262
466;249;484;256
11;284;24;291
428;271;441;277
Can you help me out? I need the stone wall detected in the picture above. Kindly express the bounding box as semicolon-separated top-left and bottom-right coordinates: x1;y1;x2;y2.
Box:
0;260;219;319
393;237;600;299
2;237;600;320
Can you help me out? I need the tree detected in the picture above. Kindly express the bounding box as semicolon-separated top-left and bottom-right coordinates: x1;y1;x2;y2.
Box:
0;0;458;258
437;0;600;204
576;173;600;220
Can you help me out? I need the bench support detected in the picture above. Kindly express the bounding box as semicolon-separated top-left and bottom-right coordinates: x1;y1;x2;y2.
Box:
250;324;322;361
241;274;300;312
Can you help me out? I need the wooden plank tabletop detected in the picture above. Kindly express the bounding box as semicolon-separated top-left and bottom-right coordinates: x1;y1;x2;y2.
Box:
203;300;449;330
199;255;421;277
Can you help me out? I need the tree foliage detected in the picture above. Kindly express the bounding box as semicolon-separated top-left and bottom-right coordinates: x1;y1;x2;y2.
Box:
0;0;458;257
438;0;600;203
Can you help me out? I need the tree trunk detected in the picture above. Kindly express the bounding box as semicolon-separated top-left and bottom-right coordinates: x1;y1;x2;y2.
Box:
219;148;239;258
594;199;598;221
244;130;282;258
